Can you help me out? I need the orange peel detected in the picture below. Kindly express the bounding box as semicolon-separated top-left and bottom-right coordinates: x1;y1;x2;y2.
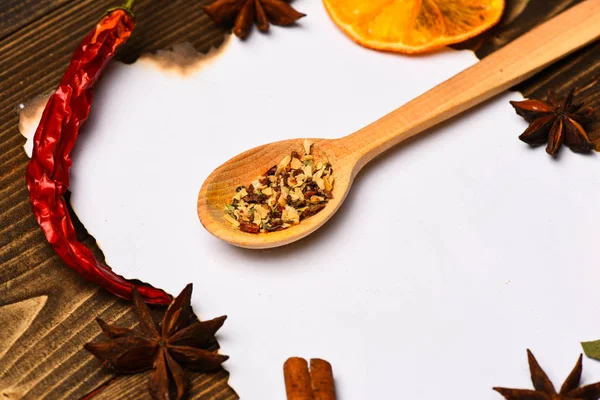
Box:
323;0;505;54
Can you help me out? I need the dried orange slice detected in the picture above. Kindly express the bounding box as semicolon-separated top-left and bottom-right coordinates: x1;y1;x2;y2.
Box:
323;0;505;54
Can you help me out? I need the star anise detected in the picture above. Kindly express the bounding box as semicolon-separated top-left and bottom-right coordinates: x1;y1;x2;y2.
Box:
494;350;600;399
510;88;596;156
204;0;305;39
84;284;228;400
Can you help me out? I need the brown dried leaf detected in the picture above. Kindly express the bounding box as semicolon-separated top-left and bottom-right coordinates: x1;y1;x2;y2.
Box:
240;221;260;233
301;203;326;220
266;165;277;175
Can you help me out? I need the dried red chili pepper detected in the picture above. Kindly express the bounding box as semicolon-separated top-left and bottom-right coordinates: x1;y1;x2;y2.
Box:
26;1;172;305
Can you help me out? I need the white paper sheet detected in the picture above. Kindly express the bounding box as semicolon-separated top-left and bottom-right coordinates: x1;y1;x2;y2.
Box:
20;1;600;398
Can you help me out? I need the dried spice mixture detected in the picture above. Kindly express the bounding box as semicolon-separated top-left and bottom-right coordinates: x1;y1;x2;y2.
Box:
225;140;334;233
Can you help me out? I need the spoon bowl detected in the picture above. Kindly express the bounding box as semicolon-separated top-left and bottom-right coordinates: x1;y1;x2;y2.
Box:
198;138;357;248
198;0;600;249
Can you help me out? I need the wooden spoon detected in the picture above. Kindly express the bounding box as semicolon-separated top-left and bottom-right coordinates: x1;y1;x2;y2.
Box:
198;0;600;249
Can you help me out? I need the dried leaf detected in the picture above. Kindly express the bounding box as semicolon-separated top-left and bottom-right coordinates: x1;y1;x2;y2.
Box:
582;340;600;361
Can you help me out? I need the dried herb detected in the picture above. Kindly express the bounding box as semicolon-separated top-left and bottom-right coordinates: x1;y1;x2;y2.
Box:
582;340;600;361
85;284;228;400
510;88;596;156
204;0;305;39
25;0;171;304
224;140;334;233
494;350;600;399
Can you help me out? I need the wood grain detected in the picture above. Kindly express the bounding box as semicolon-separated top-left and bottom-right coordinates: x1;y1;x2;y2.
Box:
0;0;73;41
1;0;599;398
0;0;235;399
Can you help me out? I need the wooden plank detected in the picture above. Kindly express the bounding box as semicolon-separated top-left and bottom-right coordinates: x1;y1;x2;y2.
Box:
0;0;73;41
91;370;234;400
0;0;235;399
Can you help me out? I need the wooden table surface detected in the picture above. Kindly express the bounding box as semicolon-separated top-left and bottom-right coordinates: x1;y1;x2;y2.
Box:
0;0;598;399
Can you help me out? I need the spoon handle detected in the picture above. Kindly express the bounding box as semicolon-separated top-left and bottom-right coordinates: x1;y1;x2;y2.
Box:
342;0;600;168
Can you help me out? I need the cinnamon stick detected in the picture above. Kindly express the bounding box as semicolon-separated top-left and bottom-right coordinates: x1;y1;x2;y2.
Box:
284;357;337;400
284;357;314;400
310;359;336;400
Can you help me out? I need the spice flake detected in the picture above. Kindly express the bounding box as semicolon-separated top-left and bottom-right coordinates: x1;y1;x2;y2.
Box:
224;139;334;233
